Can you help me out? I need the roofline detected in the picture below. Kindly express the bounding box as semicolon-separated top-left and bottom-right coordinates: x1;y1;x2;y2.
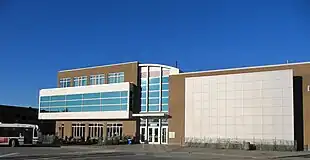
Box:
0;104;36;110
58;61;139;73
176;61;310;76
139;63;179;70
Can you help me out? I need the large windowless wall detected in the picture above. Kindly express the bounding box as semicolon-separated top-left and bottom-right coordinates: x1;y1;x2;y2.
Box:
185;69;294;143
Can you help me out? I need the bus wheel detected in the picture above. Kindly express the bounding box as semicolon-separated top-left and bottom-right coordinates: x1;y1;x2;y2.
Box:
10;139;18;147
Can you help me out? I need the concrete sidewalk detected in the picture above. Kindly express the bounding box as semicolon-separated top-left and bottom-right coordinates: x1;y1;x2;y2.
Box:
62;144;310;159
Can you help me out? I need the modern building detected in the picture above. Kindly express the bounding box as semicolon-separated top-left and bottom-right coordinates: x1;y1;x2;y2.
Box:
39;61;310;149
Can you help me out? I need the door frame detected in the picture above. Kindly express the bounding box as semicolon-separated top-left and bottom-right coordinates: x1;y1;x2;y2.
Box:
139;127;146;143
148;127;160;144
161;126;168;144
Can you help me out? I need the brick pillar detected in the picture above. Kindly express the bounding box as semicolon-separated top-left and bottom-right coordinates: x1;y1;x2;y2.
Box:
123;120;137;137
103;122;107;139
85;123;89;139
64;121;72;137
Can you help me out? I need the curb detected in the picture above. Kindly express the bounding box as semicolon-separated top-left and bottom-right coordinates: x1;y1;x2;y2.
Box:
0;150;122;159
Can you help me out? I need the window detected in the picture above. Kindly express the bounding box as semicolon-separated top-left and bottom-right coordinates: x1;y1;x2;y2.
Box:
162;104;168;112
72;123;85;138
90;74;105;85
74;76;87;86
88;123;104;138
39;91;129;113
108;72;124;83
149;77;160;84
162;76;169;83
59;78;71;88
149;105;160;111
106;123;123;138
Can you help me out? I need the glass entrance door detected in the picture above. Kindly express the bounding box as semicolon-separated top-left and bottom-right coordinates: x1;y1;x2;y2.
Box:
140;127;146;143
161;126;168;144
148;127;160;144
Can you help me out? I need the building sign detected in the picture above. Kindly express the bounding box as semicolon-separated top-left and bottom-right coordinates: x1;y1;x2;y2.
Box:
169;132;175;138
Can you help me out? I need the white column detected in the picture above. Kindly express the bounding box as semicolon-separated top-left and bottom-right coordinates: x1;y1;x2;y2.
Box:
145;118;148;143
159;118;162;144
159;67;162;112
146;66;149;112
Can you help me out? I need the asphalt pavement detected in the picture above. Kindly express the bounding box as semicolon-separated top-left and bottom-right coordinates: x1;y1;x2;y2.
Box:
1;145;310;160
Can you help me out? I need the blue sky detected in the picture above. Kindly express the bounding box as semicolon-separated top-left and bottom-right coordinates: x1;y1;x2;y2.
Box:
0;0;309;107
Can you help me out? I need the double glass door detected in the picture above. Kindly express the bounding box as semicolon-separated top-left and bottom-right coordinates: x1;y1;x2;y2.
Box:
140;126;168;144
148;127;159;144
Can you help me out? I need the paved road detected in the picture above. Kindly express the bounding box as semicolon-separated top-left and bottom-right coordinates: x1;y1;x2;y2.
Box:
0;146;310;160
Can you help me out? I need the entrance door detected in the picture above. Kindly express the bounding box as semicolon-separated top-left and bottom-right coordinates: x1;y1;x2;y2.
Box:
148;127;159;144
23;128;33;144
140;127;146;143
161;126;168;144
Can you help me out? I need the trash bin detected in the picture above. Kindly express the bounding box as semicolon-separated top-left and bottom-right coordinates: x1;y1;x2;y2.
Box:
128;139;132;145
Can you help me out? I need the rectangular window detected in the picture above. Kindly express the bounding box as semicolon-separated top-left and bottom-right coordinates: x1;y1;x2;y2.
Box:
141;86;147;91
149;77;160;84
101;98;121;105
88;123;104;138
148;105;160;111
149;84;160;91
141;105;146;112
101;92;121;98
66;94;83;100
90;74;105;85
66;100;83;106
74;76;87;86
162;97;169;104
51;95;66;101
120;98;128;104
148;98;159;104
83;99;101;105
67;107;82;112
162;77;169;83
59;78;71;88
162;105;169;112
120;91;128;97
106;123;123;138
82;106;101;112
162;91;169;97
120;105;127;111
40;96;50;102
40;102;49;107
141;79;147;85
162;84;169;90
72;123;85;138
141;92;147;98
141;98;146;105
102;106;121;111
83;93;101;99
50;107;63;112
108;72;124;83
50;101;66;107
148;91;159;98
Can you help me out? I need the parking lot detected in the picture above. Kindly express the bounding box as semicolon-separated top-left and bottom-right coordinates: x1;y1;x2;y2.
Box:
1;145;310;160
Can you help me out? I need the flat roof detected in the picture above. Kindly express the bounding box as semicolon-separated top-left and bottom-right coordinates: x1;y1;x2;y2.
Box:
58;61;139;73
176;61;310;76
